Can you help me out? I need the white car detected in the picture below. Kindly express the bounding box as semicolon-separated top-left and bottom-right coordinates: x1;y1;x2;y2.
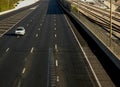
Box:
15;27;25;35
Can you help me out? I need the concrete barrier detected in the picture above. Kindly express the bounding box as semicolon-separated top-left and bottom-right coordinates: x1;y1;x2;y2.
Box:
58;1;120;70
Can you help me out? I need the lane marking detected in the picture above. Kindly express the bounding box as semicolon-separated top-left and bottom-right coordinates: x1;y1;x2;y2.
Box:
30;6;37;9
25;58;28;62
54;23;56;26
17;80;21;87
27;24;29;27
0;6;35;38
57;76;59;82
56;60;58;67
30;47;34;53
36;34;38;37
54;16;56;19
6;48;9;52
64;15;102;87
17;36;20;38
22;68;26;74
30;20;32;22
55;34;57;38
42;19;44;22
47;48;52;87
40;24;42;26
54;19;56;22
54;28;56;30
55;44;58;52
38;28;40;30
55;44;57;50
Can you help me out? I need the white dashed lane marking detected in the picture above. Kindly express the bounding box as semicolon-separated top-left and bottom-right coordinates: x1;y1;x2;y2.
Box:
54;23;56;26
30;47;34;53
38;28;40;30
55;44;58;52
17;36;20;38
27;24;29;27
40;24;42;26
22;68;26;74
56;60;58;67
6;48;9;52
42;19;44;22
54;28;56;30
36;34;38;37
55;44;57;50
55;34;57;38
57;76;59;82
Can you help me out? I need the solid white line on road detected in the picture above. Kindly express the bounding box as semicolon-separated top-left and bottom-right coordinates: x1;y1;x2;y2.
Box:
56;60;58;67
36;34;38;37
30;47;34;53
57;76;59;82
6;48;9;52
22;68;26;74
55;34;57;38
64;15;102;87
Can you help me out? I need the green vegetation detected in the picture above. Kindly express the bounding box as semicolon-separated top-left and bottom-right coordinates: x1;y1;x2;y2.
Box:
71;4;78;13
0;0;20;12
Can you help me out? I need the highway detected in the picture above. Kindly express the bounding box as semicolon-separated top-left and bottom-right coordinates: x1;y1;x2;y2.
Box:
0;0;115;87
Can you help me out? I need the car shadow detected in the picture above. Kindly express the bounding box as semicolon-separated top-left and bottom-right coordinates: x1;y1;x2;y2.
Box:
4;33;17;37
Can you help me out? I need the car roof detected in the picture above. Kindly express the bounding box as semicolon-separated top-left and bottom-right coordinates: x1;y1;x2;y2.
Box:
17;27;25;29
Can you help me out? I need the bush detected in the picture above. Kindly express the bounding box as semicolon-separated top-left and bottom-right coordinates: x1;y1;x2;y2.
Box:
0;0;19;12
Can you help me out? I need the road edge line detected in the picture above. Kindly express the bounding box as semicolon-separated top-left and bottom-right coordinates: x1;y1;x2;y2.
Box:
64;14;102;87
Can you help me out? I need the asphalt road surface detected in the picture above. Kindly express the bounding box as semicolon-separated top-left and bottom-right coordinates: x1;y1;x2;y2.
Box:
0;0;99;87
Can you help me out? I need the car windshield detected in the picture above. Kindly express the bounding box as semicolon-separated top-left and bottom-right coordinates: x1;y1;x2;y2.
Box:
16;28;24;31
